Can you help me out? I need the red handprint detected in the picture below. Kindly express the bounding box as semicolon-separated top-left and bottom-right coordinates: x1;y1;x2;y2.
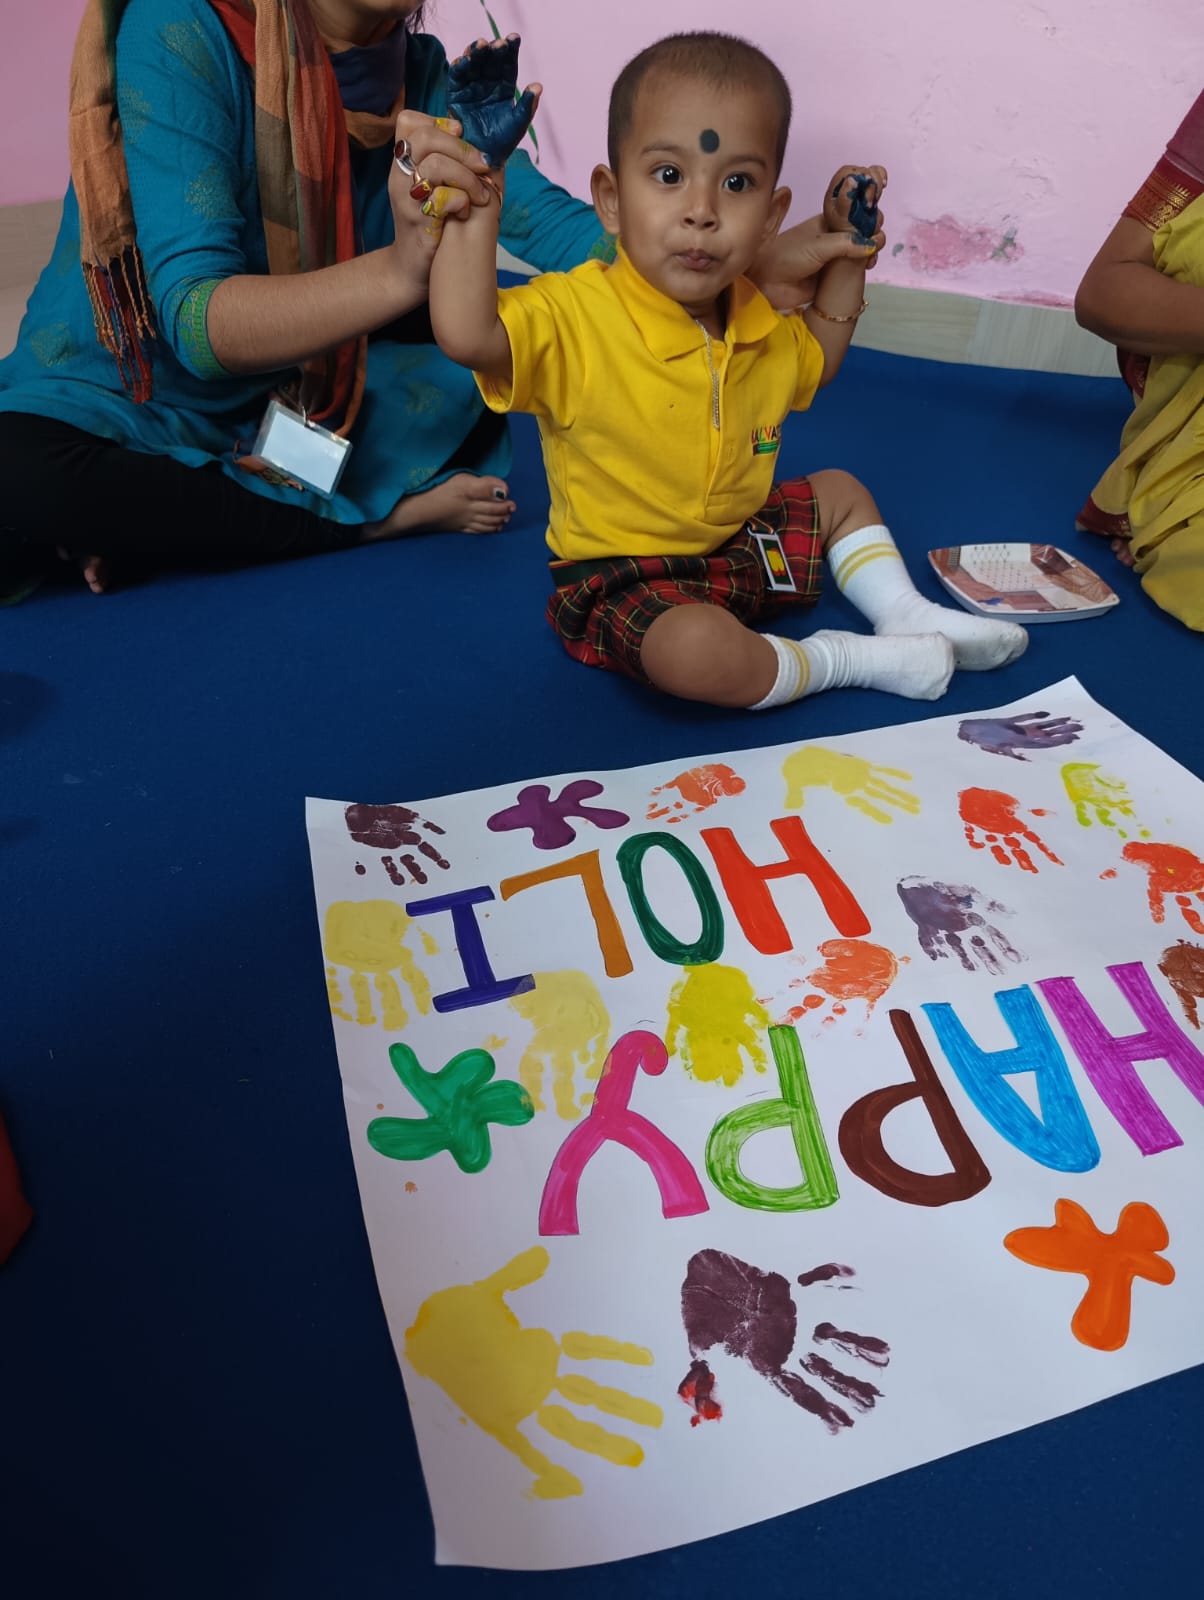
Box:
958;788;1063;873
1121;841;1204;935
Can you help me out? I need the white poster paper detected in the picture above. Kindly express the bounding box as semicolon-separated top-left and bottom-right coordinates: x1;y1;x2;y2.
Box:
306;678;1204;1570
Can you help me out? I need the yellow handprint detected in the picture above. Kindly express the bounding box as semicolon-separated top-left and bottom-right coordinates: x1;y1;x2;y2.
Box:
323;900;435;1029
405;1246;663;1500
781;746;919;824
1061;763;1148;838
665;964;769;1086
509;971;610;1120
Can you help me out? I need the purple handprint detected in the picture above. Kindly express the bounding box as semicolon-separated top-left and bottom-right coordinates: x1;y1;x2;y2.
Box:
448;34;538;168
897;876;1024;973
957;711;1083;762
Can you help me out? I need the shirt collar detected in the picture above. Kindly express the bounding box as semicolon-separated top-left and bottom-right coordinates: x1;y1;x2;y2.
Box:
605;244;781;360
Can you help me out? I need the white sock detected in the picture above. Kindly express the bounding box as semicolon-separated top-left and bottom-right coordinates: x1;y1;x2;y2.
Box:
829;523;1028;670
750;629;955;709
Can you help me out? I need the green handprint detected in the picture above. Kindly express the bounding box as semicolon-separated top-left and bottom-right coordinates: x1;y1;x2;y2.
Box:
368;1043;534;1174
1061;762;1147;838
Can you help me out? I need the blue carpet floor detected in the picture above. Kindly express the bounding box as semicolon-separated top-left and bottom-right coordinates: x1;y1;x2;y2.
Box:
3;346;1200;1599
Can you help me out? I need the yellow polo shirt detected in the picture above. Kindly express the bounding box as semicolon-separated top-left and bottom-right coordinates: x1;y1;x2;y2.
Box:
475;248;825;561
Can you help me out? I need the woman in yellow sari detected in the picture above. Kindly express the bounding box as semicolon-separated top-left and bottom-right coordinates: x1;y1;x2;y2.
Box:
1076;90;1204;630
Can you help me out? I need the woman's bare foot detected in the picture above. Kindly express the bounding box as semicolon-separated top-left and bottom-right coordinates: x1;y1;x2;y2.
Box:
362;473;516;541
82;555;109;592
57;546;109;593
1110;535;1136;569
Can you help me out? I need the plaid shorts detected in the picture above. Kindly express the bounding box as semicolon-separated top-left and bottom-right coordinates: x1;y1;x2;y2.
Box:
546;478;823;681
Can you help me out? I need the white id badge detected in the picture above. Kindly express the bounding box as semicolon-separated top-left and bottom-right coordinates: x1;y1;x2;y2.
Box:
252;399;352;497
749;523;797;592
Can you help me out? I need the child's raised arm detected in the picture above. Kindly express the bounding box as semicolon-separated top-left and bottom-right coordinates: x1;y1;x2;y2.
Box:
428;35;542;382
802;165;887;385
429;183;513;381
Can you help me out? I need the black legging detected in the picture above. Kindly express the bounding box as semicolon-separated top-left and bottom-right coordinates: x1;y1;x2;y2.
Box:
0;412;356;572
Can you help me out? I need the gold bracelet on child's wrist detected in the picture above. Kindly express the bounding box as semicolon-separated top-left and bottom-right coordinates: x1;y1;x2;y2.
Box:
808;298;869;324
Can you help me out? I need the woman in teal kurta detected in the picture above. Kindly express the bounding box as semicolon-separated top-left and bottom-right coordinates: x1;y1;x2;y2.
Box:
0;0;865;594
0;0;610;589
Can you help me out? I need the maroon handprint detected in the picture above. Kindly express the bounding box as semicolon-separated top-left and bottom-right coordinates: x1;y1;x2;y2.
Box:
345;803;450;886
678;1251;888;1436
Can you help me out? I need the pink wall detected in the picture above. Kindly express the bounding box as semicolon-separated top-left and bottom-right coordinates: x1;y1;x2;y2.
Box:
6;0;1203;305
1;0;88;208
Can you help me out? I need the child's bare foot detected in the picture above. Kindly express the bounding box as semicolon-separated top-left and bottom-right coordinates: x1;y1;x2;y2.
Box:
364;473;516;540
1110;535;1136;569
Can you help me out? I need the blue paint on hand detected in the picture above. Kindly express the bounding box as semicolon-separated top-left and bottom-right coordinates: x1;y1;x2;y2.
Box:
847;173;881;246
447;35;536;169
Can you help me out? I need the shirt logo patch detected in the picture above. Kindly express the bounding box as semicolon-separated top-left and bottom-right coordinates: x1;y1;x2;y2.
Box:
751;424;781;456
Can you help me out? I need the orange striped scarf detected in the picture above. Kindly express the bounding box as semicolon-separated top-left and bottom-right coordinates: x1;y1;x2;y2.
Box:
69;1;405;425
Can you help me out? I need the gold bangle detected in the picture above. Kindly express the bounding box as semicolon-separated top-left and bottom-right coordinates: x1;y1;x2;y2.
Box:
809;298;869;323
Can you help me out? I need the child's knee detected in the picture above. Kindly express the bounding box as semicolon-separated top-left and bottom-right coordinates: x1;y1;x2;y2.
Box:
808;468;877;538
809;467;866;508
640;602;747;689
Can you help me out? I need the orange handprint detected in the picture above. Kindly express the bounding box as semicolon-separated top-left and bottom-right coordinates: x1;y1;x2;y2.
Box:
647;764;746;825
959;788;1063;873
778;939;901;1029
1121;841;1204;935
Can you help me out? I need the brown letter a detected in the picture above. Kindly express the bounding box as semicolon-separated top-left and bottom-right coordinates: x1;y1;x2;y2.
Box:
839;1010;991;1206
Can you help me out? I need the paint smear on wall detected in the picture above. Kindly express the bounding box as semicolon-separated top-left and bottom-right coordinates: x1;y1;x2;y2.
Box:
665;964;769;1086
509;970;610;1119
897;215;1022;274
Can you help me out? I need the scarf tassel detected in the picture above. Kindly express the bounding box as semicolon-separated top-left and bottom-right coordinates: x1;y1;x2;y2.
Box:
83;244;157;403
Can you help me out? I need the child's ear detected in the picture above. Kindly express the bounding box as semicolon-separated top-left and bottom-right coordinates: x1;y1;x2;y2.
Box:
762;184;792;244
591;164;621;236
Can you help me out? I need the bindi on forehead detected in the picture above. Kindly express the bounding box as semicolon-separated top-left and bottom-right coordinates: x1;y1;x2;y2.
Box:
699;128;720;153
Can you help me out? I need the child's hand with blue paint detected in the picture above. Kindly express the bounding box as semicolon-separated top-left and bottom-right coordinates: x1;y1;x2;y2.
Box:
447;33;542;171
824;164;888;254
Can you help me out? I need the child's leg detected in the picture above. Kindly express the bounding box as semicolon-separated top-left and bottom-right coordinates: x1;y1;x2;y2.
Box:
813;470;1028;668
641;601;954;707
640;603;779;706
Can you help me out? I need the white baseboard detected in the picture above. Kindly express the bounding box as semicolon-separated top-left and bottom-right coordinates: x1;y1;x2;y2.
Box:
850;281;1117;378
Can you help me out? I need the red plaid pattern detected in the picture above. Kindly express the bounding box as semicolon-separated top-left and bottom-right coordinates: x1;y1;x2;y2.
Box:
547;478;823;681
